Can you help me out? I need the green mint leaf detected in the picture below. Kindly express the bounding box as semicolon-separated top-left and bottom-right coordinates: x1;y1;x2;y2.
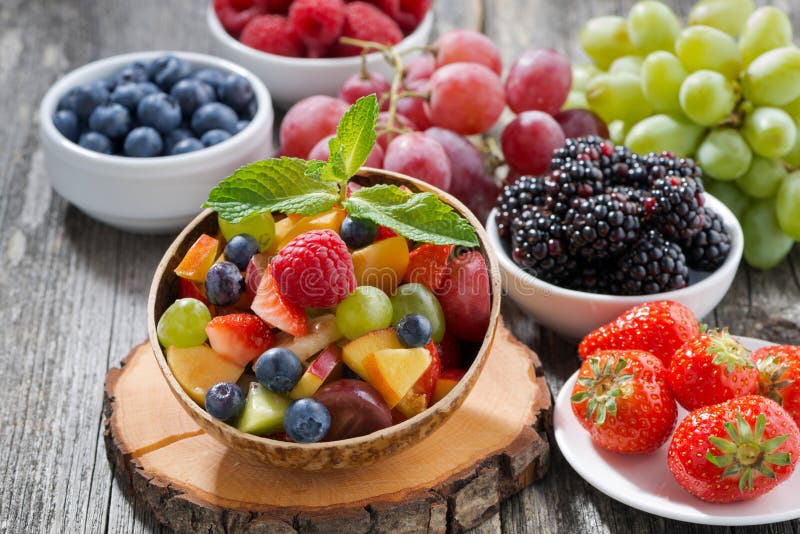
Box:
304;159;339;183
343;184;479;247
329;94;379;180
204;157;339;222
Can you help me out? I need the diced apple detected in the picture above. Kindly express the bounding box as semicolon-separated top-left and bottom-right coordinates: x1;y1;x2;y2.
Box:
267;208;346;254
273;313;341;363
236;382;290;436
351;236;410;295
166;345;244;407
364;347;432;408
174;234;219;282
432;369;466;404
342;327;403;379
289;344;343;399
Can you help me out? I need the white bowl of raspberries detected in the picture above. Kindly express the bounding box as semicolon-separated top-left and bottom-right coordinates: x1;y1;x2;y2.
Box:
39;51;274;233
207;0;434;108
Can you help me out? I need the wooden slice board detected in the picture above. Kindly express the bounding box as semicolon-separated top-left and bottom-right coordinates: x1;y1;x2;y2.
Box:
103;322;552;533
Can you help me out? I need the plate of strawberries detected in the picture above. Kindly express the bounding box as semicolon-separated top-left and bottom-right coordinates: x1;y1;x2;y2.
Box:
554;300;800;526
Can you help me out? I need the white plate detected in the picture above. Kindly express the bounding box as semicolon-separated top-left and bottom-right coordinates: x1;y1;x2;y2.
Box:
553;336;800;526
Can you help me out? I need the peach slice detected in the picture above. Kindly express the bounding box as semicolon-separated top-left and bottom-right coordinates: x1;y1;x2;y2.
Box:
342;327;403;379
364;347;432;408
432;369;466;404
351;236;410;294
289;344;343;399
267;208;346;254
166;345;244;407
174;234;219;282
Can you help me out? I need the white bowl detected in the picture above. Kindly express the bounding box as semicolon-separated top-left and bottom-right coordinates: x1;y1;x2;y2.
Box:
39;51;275;234
486;194;744;340
206;6;434;109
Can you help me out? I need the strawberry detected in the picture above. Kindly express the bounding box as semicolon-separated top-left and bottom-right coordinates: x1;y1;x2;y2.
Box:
417;341;442;402
206;313;275;367
668;329;759;411
178;277;209;306
403;243;453;291
375;225;397;241
753;345;800;427
668;395;800;503
570;349;677;454
436;331;461;370
251;265;308;337
578;300;699;366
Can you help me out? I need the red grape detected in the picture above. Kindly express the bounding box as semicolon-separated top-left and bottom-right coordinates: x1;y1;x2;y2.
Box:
424;127;499;222
308;134;385;168
504;49;571;115
396;79;431;130
501;111;565;175
425;63;506;135
376;111;418;150
404;54;435;82
553;109;609;139
279;95;349;157
338;71;391;109
434;29;503;75
383;132;452;190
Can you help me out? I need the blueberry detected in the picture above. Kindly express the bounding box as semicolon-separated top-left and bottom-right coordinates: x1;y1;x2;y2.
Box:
204;261;244;306
137;93;182;134
110;83;145;110
138;81;161;96
283;398;331;443
170;137;204;155
192;68;227;90
123;126;163;157
53;110;79;142
219;74;254;111
241;98;258;120
114;62;149;86
78;131;112;154
71;81;110;120
170;79;216;116
224;234;259;270
163;128;193;152
89;103;131;138
201;128;231;147
57;87;79;112
205;382;245;421
396;313;433;348
147;55;191;90
234;120;250;133
340;216;378;249
191;102;238;135
255;348;303;393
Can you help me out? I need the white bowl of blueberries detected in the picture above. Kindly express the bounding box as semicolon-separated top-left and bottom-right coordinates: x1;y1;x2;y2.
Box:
39;51;274;233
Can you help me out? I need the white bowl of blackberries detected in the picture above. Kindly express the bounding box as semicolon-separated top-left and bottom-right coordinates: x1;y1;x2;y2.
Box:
39;51;274;233
486;136;743;339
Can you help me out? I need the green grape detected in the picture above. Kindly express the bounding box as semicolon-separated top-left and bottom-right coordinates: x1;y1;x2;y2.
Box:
784;96;800;122
608;120;627;145
562;90;589;111
776;171;800;239
627;1;681;53
389;283;445;343
335;286;393;340
675;25;742;79
736;156;787;199
742;107;797;158
586;72;652;125
696;129;752;181
609;55;644;75
688;0;754;37
678;70;738;126
742;47;800;107
742;198;795;269
219;211;276;252
739;7;793;66
704;179;751;220
625;114;705;157
572;64;600;92
580;16;636;70
641;51;686;113
783;129;800;168
157;298;212;348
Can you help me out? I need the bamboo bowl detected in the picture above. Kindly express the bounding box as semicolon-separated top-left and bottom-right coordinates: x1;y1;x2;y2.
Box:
148;168;502;470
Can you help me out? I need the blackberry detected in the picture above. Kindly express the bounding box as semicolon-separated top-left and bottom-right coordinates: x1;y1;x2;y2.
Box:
641;152;704;183
603;145;649;187
679;207;732;271
510;208;576;283
495;175;547;237
561;263;609;293
544;159;605;215
613;230;689;295
606;185;649;205
645;174;706;240
550;136;611;169
564;194;641;260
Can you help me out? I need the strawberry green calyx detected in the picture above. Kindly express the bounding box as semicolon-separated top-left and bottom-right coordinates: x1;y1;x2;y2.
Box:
705;328;753;374
706;412;791;492
570;356;634;425
757;354;795;405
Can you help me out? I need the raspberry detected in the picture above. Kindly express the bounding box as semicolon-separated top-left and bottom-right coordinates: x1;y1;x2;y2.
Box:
331;2;404;57
240;15;305;57
214;0;269;36
271;230;356;308
265;0;293;13
288;0;346;55
365;0;431;33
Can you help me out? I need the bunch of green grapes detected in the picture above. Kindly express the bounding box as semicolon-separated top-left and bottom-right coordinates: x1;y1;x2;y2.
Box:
570;0;800;269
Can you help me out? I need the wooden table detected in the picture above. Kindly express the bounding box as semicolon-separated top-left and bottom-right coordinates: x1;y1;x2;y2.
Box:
2;0;799;532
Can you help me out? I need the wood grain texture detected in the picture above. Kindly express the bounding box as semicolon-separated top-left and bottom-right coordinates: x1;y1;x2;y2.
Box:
0;0;798;532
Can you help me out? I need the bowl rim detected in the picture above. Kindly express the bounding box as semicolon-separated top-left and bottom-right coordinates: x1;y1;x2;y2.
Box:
39;50;274;169
206;4;434;67
147;167;502;454
487;192;744;304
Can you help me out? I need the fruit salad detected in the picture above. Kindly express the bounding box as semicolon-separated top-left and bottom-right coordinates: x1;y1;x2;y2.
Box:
155;95;491;444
